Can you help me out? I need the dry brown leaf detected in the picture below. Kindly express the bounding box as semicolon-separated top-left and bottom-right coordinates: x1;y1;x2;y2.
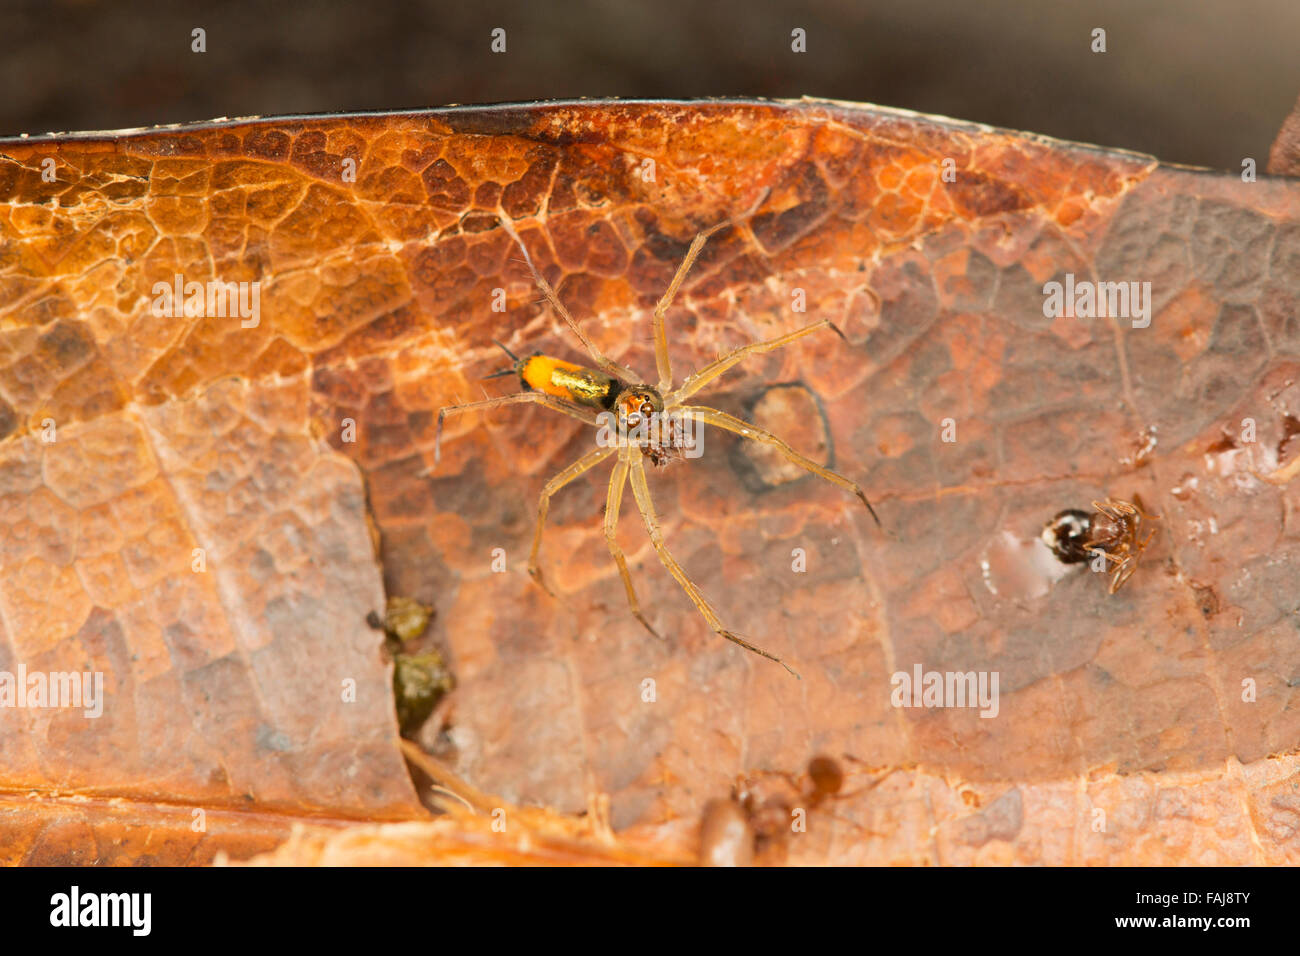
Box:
1;98;1298;864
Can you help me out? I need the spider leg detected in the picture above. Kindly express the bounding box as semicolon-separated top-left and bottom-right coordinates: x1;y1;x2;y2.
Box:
604;449;662;640
626;449;800;678
497;214;640;383
651;189;773;391
679;405;882;528
433;392;598;467
528;446;615;596
651;217;735;393
669;319;845;405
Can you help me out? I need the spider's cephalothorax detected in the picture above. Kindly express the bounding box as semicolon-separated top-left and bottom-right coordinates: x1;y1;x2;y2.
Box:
609;386;695;467
613;385;663;428
434;202;883;678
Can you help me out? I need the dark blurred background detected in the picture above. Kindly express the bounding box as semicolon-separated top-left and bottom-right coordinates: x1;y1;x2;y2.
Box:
2;0;1296;169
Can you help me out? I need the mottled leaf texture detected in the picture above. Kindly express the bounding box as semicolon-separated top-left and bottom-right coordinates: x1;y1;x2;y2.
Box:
1;99;1298;865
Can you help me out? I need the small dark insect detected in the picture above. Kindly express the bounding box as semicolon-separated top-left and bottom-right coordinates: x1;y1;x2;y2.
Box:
805;754;845;800
736;754;853;817
1041;495;1159;593
434;200;882;677
712;754;894;863
1086;495;1159;594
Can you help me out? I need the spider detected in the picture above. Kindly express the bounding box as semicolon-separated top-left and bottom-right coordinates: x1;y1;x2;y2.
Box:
433;206;881;677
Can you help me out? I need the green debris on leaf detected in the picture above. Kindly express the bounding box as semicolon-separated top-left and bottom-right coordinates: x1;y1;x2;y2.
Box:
367;596;454;736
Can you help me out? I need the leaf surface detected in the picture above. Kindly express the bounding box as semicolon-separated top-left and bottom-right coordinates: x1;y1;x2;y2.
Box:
2;99;1298;864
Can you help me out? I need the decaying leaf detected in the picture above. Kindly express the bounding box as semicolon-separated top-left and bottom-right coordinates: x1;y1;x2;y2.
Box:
1;98;1298;865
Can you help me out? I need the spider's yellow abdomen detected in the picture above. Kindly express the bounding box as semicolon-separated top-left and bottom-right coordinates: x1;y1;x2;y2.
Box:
520;355;617;409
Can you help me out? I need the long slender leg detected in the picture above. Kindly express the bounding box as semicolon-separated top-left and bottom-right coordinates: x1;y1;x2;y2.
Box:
528;446;615;595
626;450;799;678
651;217;735;393
669;319;845;404
651;189;772;391
497;214;640;383
678;405;882;528
603;449;661;639
433;392;599;466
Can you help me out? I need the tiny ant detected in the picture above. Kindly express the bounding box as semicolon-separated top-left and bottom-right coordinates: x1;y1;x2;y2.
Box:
698;755;894;865
1042;494;1159;593
1086;495;1159;593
